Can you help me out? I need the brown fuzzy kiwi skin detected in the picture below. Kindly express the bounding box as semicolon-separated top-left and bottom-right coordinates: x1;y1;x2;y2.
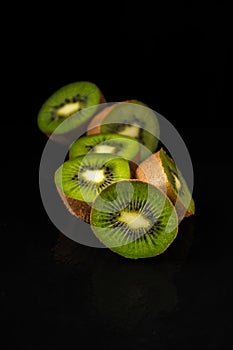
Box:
47;93;106;143
56;186;92;223
128;161;137;178
135;150;194;221
86;102;119;135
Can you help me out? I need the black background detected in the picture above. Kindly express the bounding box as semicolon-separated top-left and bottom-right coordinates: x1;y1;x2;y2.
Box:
2;2;233;349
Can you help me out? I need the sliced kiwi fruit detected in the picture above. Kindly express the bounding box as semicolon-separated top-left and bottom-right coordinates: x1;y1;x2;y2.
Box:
38;81;105;137
69;133;140;161
87;101;160;161
90;180;178;259
55;154;131;223
136;148;195;220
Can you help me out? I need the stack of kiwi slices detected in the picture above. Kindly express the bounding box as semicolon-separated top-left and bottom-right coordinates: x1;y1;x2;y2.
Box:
38;81;195;259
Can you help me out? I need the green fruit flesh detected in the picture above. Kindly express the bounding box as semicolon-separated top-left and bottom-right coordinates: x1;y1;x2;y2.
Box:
38;82;102;134
160;149;195;213
69;133;139;160
100;102;160;161
90;180;178;259
55;155;131;203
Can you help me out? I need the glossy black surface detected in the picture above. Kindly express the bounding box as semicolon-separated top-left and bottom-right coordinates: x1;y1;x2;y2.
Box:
2;3;232;349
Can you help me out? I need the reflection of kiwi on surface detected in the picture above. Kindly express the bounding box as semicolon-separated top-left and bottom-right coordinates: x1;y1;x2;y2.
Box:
52;233;100;269
91;258;177;334
38;81;105;137
90;180;178;259
55;154;131;223
69;133;140;162
51;233;178;336
87;101;160;161
51;220;195;334
160;216;195;264
136;148;195;221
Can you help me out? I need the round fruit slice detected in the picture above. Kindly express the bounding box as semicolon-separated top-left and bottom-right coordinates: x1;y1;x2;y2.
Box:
90;180;178;259
69;133;140;161
38;81;105;136
87;101;160;161
136;148;195;220
55;154;131;223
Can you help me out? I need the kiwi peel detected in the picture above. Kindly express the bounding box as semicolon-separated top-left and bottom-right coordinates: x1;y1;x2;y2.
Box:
136;148;195;220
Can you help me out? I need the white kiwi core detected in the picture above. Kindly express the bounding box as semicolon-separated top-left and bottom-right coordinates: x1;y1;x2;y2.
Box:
82;169;105;183
57;102;81;117
119;211;151;230
173;174;181;191
119;124;140;138
94;145;115;154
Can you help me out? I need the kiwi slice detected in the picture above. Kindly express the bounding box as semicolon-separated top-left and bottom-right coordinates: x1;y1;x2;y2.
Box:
90;180;178;259
87;101;160;161
38;81;105;136
69;133;140;161
136;148;195;220
55;154;131;223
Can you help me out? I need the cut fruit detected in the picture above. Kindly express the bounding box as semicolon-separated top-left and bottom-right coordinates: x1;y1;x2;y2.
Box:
38;81;105;136
55;154;131;223
87;101;160;161
69;133;140;161
90;180;178;259
136;148;195;220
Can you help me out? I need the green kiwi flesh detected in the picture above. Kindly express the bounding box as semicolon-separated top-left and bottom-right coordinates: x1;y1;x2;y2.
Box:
90;180;178;259
99;102;160;161
38;81;104;135
69;133;140;161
